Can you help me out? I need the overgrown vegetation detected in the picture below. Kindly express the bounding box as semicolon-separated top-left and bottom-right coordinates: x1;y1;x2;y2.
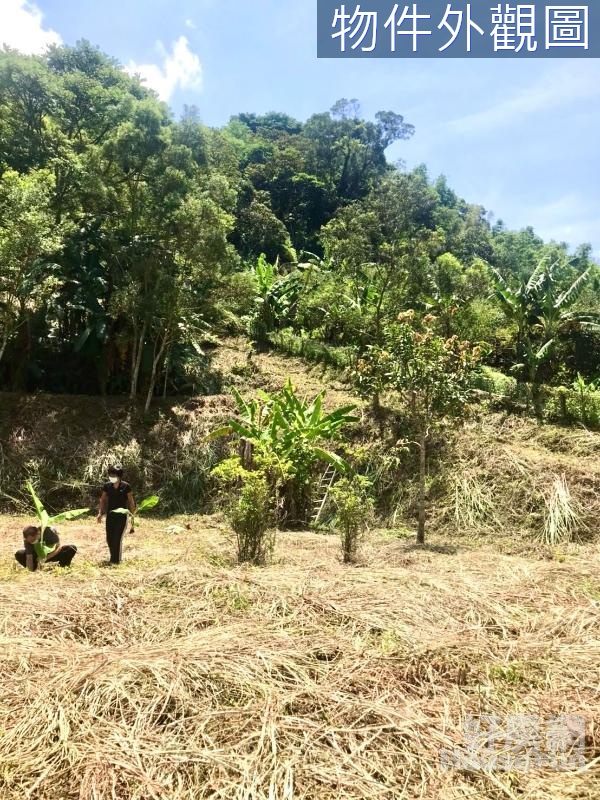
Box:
2;42;599;544
209;382;357;530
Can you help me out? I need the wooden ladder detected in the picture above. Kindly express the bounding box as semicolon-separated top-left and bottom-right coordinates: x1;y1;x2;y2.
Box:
311;464;337;525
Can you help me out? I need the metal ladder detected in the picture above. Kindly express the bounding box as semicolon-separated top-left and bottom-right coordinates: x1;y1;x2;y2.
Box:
311;464;337;525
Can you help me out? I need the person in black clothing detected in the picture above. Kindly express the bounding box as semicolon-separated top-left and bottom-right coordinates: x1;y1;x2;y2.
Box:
96;464;136;564
15;525;77;571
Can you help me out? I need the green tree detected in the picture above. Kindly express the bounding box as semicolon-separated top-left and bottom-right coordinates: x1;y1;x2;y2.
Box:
304;101;414;202
321;170;440;347
354;313;482;543
0;170;69;378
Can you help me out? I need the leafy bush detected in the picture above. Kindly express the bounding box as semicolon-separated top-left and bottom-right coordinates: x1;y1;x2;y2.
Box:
331;476;373;564
543;382;600;430
471;366;516;396
210;382;357;526
226;467;274;566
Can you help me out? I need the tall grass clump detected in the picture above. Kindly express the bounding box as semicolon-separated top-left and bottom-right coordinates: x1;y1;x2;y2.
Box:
159;441;222;513
270;329;353;369
541;474;585;545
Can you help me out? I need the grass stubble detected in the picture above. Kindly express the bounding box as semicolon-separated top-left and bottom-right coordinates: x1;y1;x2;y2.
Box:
0;516;598;800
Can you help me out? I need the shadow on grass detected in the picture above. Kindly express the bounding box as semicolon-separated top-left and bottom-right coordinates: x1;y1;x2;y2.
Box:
400;542;459;555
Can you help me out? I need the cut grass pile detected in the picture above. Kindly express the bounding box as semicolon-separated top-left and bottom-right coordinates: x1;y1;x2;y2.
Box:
0;516;599;799
440;414;600;541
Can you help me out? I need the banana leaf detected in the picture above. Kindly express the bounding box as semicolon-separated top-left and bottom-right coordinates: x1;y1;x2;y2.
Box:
113;495;160;520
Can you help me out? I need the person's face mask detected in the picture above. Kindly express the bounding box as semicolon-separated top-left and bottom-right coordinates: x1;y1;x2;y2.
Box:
108;476;119;484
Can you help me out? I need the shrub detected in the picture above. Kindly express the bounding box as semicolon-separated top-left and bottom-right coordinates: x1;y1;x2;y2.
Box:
331;476;373;564
270;329;353;369
472;366;516;396
228;470;274;566
212;457;275;566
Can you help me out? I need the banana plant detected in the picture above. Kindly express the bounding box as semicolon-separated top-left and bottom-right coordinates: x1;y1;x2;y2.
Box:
209;382;358;526
26;481;89;532
572;373;599;424
209;381;358;476
493;260;599;345
112;495;160;528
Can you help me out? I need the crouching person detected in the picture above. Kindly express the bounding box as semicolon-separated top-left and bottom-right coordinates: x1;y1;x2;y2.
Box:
15;525;77;572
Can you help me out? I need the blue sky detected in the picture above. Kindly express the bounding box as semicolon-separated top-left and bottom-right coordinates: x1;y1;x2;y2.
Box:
3;0;600;256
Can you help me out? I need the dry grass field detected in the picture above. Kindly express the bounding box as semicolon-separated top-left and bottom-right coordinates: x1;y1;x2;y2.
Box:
1;515;598;800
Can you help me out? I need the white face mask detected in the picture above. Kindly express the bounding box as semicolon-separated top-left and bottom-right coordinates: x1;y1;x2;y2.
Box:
108;476;119;485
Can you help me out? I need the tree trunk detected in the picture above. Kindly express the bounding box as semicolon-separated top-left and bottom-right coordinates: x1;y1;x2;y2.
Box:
130;322;138;394
558;389;568;421
416;427;427;544
531;381;543;419
144;334;168;414
162;346;171;398
130;321;146;400
373;269;391;347
97;345;109;396
371;391;381;415
371;391;386;436
11;306;30;391
0;327;8;363
239;438;254;469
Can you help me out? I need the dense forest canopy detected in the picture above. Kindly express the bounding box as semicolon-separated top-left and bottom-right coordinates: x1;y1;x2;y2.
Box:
1;41;598;402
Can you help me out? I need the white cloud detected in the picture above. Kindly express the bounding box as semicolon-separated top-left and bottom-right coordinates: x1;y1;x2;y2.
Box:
0;0;62;54
184;18;196;30
125;36;202;102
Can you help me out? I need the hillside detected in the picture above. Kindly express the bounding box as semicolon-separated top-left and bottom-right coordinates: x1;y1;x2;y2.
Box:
1;30;599;800
0;338;360;513
2;341;600;798
2;338;599;538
